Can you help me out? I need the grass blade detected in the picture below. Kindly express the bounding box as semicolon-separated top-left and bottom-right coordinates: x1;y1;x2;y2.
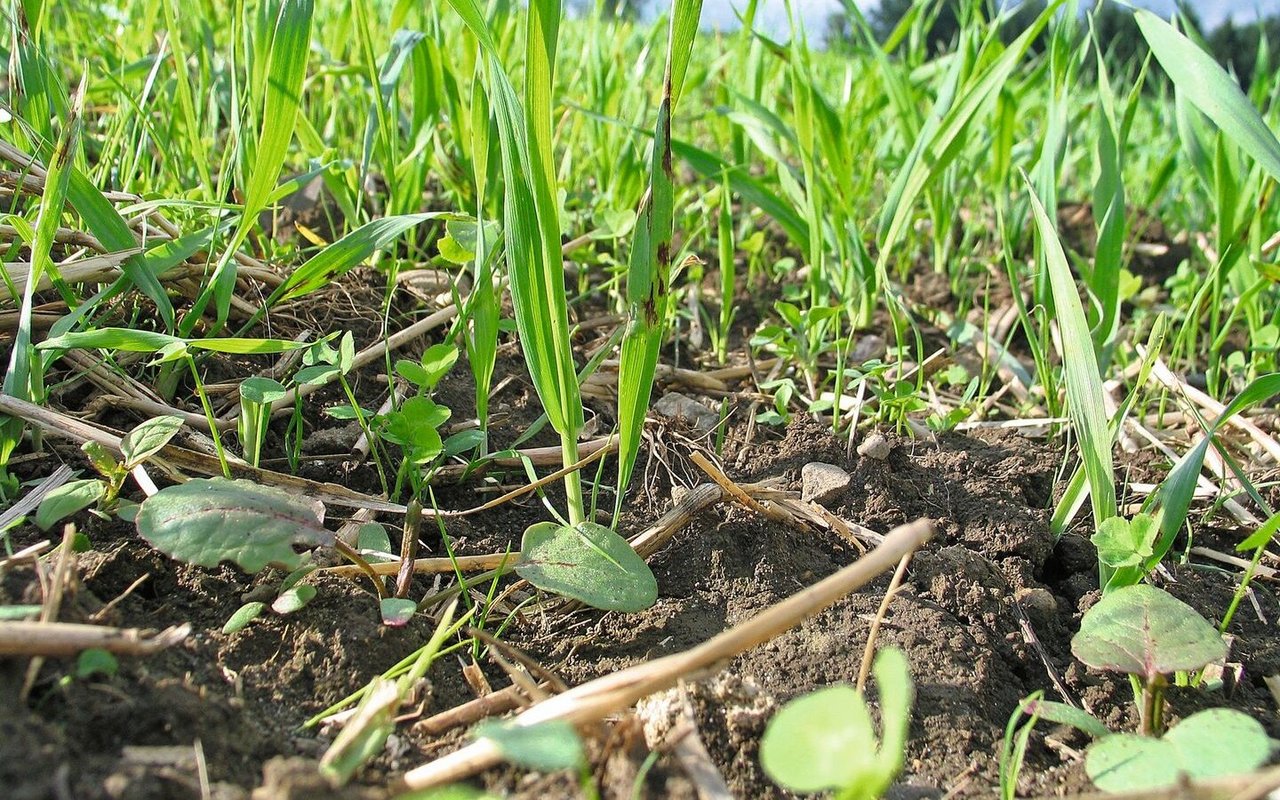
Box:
1025;177;1117;560
1135;9;1280;182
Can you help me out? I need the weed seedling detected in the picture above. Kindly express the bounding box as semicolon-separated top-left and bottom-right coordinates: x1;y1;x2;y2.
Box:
1070;584;1272;791
36;415;184;530
759;647;913;800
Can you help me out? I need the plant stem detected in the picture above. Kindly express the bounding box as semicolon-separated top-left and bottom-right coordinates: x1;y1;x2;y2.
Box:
562;435;585;526
186;356;231;478
1141;675;1166;736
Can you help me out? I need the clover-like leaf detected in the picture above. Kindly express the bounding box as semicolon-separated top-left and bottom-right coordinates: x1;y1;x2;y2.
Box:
1093;514;1157;571
135;478;333;573
515;521;657;612
1086;709;1270;792
1072;585;1225;681
381;397;451;463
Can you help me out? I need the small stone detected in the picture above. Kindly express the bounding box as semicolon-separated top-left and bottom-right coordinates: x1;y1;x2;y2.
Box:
1014;587;1058;618
857;433;892;460
851;334;887;363
801;462;851;505
653;391;718;434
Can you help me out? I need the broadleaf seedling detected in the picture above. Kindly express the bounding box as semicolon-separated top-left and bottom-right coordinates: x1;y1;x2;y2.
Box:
36;415;184;530
1085;709;1272;792
514;521;658;612
135;477;333;573
1072;584;1225;736
759;647;913;800
1091;513;1160;592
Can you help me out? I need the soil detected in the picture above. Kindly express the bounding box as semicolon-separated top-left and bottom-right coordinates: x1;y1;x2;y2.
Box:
5;397;1278;799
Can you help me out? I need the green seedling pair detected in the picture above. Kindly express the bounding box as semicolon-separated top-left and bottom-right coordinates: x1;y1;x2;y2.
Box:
1008;584;1273;794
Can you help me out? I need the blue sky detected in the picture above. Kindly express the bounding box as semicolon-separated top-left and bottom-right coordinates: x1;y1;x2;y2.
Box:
696;1;1280;37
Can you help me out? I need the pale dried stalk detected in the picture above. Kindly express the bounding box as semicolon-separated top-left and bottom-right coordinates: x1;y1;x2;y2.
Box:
0;394;406;514
0;621;191;657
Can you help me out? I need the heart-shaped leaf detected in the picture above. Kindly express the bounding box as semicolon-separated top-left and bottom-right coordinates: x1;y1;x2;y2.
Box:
135;478;333;573
515;521;657;612
1072;585;1225;681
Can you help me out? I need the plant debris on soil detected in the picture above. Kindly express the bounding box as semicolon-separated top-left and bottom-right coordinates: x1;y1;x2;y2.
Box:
4;405;1278;798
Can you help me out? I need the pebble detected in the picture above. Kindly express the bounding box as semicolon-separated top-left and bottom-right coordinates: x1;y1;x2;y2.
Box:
801;461;851;505
653;391;719;434
1014;587;1058;618
851;334;887;363
857;433;893;460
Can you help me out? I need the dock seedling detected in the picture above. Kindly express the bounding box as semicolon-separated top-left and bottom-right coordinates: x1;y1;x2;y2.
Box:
760;648;913;800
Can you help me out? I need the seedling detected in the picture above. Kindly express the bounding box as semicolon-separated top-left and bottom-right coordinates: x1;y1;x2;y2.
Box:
1002;586;1273;792
759;648;913;800
222;564;320;634
1084;708;1273;793
35;415;184;530
237;377;288;468
1091;513;1160;593
1072;584;1225;736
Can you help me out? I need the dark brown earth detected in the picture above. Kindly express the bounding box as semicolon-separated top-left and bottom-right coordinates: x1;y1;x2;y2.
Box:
4;400;1277;799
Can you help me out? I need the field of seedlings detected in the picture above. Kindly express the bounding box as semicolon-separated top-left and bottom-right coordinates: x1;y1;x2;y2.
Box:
3;0;1280;797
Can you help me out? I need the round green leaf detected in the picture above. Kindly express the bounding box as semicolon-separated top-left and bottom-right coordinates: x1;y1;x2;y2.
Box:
358;523;394;561
1086;734;1180;792
1071;585;1225;680
475;719;584;772
75;648;119;679
1086;710;1271;792
380;598;418;627
223;601;267;634
438;234;474;264
515;521;657;612
761;684;879;793
1165;709;1271;780
418;344;458;388
135;478;333;573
